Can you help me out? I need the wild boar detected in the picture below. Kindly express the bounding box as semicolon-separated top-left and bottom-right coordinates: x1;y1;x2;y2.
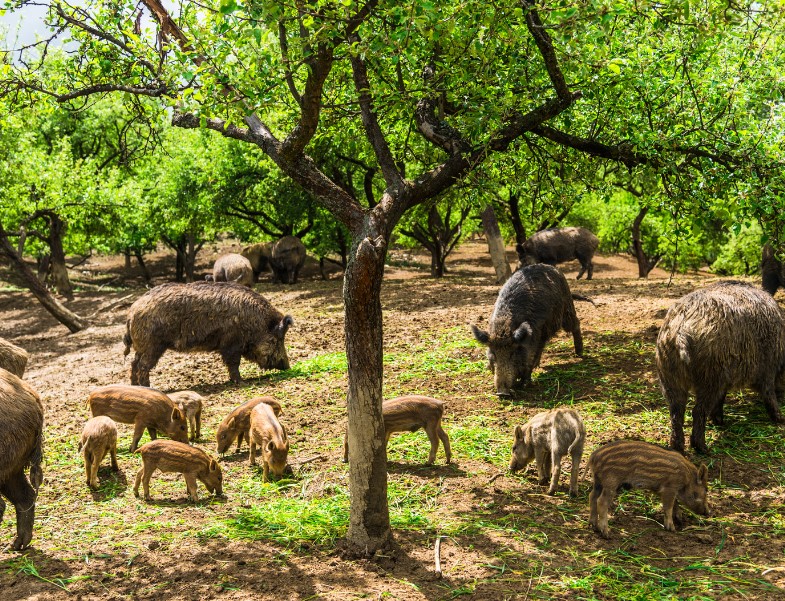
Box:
342;395;452;465
216;396;283;455
88;385;189;452
0;369;43;551
249;402;289;481
79;416;119;489
587;439;710;538
270;236;306;284
133;440;223;502
471;264;584;396
168;391;204;442
0;337;29;378
656;281;785;454
509;407;585;496
761;244;784;296
241;242;273;282
123;281;293;386
516;227;600;280
212;253;254;287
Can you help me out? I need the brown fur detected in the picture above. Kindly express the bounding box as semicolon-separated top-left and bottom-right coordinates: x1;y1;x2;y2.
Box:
249;403;289;481
212;253;254;287
343;396;452;465
587;440;709;538
79;416;119;488
241;242;273;282
0;337;29;378
0;368;44;550
88;385;189;452
168;391;204;442
133;440;223;502
216;396;283;455
270;236;306;284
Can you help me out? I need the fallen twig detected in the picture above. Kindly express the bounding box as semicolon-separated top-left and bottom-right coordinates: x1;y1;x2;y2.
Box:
293;455;326;467
434;535;444;579
86;293;136;318
488;472;504;485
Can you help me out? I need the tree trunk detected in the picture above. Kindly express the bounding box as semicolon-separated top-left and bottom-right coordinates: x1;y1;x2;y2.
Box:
134;250;152;283
37;253;50;283
47;213;74;300
185;234;198;283
481;205;511;284
124;248;132;271
508;192;526;245
631;206;661;278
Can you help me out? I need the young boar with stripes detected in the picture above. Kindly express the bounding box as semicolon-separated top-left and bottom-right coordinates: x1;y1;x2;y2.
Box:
134;440;223;502
168;391;204;442
79;416;119;489
216;396;283;455
249;402;289;481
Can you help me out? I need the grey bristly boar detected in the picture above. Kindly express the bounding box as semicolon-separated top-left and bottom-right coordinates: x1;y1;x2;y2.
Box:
0;368;43;551
342;395;452;465
88;385;189;452
761;244;785;296
270;236;306;284
471;264;584;396
79;416;119;489
249;402;289;481
0;337;29;378
241;242;273;282
509;407;585;496
123;281;293;386
587;439;709;538
516;227;600;280
168;391;204;442
216;396;283;455
212;253;254;287
134;440;223;502
656;281;785;454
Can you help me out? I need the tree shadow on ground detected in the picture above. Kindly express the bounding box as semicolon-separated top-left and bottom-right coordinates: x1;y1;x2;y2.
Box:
386;461;467;479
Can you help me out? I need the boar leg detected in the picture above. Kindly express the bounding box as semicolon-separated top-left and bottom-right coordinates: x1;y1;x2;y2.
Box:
195;410;202;440
220;348;243;384
110;444;119;471
547;451;563;495
661;491;678;531
760;383;785;424
262;461;269;483
568;446;582;497
437;425;452;464
130;422;147;453
586;259;594;280
2;471;37;551
137;463;156;501
709;394;726;426
535;448;551;485
89;451;101;488
691;389;722;454
664;385;688;453
84;451;94;487
594;487;613;538
183;473;199;502
147;427;158;441
424;424;440;465
576;260;588;280
236;432;245;452
249;440;257;466
571;324;584;357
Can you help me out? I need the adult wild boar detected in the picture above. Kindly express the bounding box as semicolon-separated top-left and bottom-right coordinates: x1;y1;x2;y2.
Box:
656;281;785;454
516;227;599;280
211;253;254;287
123;282;293;386
270;236;306;284
471;264;584;396
761;244;785;296
0;369;44;551
241;242;273;282
0;337;29;378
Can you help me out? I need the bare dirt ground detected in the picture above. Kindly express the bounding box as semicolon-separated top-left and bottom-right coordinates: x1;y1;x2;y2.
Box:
0;240;783;600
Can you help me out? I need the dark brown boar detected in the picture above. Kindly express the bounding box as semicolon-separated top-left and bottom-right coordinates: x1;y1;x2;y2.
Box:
216;396;283;455
79;416;119;488
88;385;189;452
0;369;43;551
761;244;784;296
249;402;289;481
241;242;273;282
0;337;29;378
587;439;709;538
123;282;293;386
212;253;254;287
168;391;204;442
343;395;451;465
516;227;600;280
656;281;785;454
133;440;223;502
270;236;306;284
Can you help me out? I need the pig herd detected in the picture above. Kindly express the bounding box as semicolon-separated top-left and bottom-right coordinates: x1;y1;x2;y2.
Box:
1;232;783;550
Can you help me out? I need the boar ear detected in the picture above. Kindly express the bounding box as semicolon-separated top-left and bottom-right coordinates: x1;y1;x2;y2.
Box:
273;315;294;339
471;325;490;345
226;416;236;430
514;425;524;441
171;407;184;421
512;322;533;344
697;463;708;485
266;440;275;452
210;459;218;472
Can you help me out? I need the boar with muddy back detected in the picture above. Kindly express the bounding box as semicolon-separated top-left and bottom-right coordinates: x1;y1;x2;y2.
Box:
0;369;43;551
517;227;599;280
656;281;785;454
88;385;189;452
509;408;585;496
249;402;289;481
0;338;29;378
168;391;204;442
472;264;584;396
270;236;306;284
79;416;119;489
343;396;452;465
134;440;223;502
210;253;254;287
587;440;709;538
241;242;273;282
123;282;293;386
216;396;283;455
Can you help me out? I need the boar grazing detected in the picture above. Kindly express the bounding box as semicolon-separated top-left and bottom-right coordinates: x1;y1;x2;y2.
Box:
79;416;119;489
134;440;223;502
761;244;785;296
249;402;289;481
241;242;273;282
0;337;29;378
270;236;307;284
123;281;293;386
509;407;585;496
88;385;189;452
168;391;204;442
212;253;254;287
343;395;451;465
656;281;785;454
0;369;43;551
471;264;584;396
216;396;283;455
587;440;709;538
516;227;600;280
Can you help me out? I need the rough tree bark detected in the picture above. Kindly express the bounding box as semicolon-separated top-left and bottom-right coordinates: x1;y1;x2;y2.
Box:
46;212;74;300
481;205;511;284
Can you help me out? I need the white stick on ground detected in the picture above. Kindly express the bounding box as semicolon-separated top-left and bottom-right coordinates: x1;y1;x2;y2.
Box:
434;535;444;578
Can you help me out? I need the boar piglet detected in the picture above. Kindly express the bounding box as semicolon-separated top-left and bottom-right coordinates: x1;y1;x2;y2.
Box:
212;253;253;287
587;439;709;538
134;440;223;502
249;402;289;481
0;337;29;378
216;397;283;455
88;385;189;452
79;416;119;489
168;391;204;442
343;396;452;465
510;407;585;496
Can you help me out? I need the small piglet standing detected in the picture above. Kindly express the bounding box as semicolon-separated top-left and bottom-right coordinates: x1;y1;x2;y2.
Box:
168;390;205;442
134;440;223;502
79;416;119;489
249;402;289;481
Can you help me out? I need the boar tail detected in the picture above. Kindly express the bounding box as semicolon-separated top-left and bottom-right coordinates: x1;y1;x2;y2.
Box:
123;322;132;357
571;293;596;306
29;428;44;492
676;332;690;364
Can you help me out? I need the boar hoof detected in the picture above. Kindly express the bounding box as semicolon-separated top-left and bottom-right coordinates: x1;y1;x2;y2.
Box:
11;534;32;551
